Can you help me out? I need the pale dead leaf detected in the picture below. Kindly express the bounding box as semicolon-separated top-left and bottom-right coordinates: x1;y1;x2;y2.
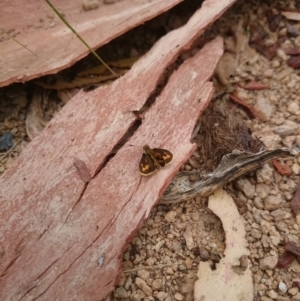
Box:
281;11;300;21
194;188;253;301
25;87;49;140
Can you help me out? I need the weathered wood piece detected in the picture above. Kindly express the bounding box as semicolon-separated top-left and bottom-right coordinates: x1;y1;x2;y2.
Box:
0;0;236;299
0;0;183;87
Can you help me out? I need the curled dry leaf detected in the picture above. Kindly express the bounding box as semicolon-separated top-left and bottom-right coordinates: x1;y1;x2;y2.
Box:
272;159;292;176
290;185;300;215
277;252;296;268
161;148;292;203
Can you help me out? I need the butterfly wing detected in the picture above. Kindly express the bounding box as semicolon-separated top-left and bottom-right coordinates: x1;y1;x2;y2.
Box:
139;153;157;176
152;148;173;167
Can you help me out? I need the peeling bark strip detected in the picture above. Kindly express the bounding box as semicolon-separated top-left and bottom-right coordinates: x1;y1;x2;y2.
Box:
0;0;184;87
0;0;235;300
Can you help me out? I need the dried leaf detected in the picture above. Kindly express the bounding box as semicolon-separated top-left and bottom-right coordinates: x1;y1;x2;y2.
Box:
243;81;269;90
249;24;285;60
290;185;300;215
229;94;258;119
272;159;292;175
36;57;140;90
194;189;253;301
284;47;300;55
249;24;269;44
25;87;49;140
162;148;292;203
277;252;296;268
287;55;300;69
285;241;300;256
282;10;300;21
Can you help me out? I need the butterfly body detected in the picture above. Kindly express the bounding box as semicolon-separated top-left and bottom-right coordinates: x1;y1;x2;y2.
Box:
139;145;173;176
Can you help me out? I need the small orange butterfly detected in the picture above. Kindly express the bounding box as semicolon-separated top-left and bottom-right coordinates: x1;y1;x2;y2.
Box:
139;145;173;176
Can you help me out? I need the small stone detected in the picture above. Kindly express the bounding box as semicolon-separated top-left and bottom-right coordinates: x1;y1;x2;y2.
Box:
124;276;133;290
251;228;262;239
264;195;282;210
270;209;291;221
82;0;99;10
252;128;281;149
296;135;300;148
236;178;255;198
294;292;300;300
273;120;298;137
183;227;194;250
282;135;296;149
261;234;269;248
0;132;14;152
114;287;128;298
165;211;177;222
190;211;199;221
135;277;153;296
275;221;288;232
174;292;184;300
131;291;145;301
260;297;273;301
175;221;187;231
253;209;263;223
151;279;163;291
278;281;287;293
253;197;264;209
287;101;299;114
291;260;300;273
166;267;174;275
156;291;168;301
155;240;165;252
288;287;299;295
267;290;278;299
276;65;294;79
255;98;274;121
276;296;291;301
185;258;193;269
292;163;300;175
269;235;281;246
260;256;278;270
256;184;270;199
256;164;273;184
180;280;194;294
137;269;150;280
172;241;181;252
145;257;156;266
